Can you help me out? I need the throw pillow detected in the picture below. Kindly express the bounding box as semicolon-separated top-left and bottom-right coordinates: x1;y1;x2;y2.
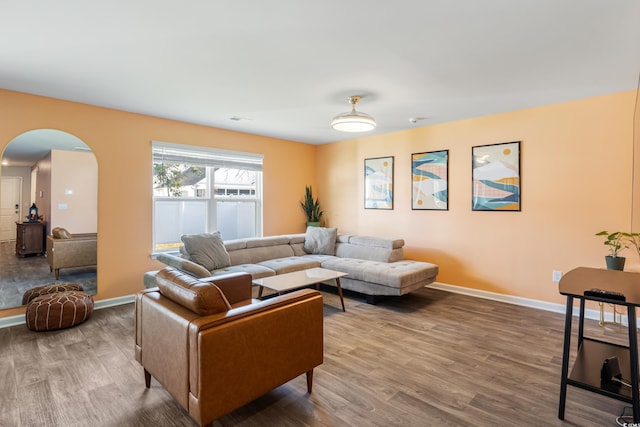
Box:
304;226;337;255
52;227;73;239
181;232;231;271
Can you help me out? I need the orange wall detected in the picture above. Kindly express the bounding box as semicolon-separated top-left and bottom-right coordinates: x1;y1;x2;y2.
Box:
317;90;638;306
0;89;316;318
2;88;636;318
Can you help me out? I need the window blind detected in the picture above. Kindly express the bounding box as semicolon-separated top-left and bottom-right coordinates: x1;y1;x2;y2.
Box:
152;141;263;171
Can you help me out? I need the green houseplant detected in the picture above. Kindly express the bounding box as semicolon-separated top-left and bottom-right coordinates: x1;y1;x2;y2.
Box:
595;230;628;271
626;232;640;260
300;185;323;226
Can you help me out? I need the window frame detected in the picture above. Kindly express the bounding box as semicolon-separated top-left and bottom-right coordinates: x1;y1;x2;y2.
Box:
151;141;263;254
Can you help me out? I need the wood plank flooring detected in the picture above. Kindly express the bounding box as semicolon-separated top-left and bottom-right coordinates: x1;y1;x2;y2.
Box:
0;287;632;426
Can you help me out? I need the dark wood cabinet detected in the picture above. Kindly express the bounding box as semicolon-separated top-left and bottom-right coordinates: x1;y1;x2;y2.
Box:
15;222;46;257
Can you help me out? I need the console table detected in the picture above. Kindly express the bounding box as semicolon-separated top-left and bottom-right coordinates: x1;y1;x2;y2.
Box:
558;267;640;422
15;221;46;257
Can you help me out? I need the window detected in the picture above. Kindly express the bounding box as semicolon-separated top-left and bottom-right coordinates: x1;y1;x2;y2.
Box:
152;141;263;252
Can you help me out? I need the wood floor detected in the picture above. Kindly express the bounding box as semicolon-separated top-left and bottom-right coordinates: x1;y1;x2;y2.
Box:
0;287;632;426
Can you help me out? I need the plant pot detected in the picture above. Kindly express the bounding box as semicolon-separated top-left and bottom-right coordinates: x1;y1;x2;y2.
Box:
605;256;626;271
306;222;321;227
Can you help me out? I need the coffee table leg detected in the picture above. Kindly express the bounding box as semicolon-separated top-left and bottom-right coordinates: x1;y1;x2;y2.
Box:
335;277;346;312
258;286;264;299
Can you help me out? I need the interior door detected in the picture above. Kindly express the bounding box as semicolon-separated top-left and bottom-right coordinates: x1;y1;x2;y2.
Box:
0;176;22;241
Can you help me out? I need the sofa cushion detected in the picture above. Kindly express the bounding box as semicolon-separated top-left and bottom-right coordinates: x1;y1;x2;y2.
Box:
304;226;337;255
229;245;294;266
287;234;306;244
335;242;403;263
245;236;290;248
210;263;276;279
224;239;247;251
301;254;338;263
156;267;231;315
179;245;191;260
320;258;438;288
52;227;73;239
181;232;231;271
258;257;321;275
348;235;404;249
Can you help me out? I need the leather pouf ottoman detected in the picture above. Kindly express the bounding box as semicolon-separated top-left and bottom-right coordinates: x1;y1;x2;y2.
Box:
25;290;94;331
21;282;85;305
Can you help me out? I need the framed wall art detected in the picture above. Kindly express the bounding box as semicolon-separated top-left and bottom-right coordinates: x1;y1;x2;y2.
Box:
364;156;394;209
412;150;448;210
472;141;521;211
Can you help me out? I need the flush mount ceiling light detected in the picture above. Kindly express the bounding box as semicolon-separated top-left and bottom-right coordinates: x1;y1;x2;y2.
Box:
331;95;376;132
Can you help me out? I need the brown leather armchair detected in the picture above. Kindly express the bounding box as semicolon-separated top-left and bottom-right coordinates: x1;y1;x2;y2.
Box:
135;267;323;426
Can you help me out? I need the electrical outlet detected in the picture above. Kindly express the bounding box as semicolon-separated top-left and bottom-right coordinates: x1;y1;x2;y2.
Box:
552;270;563;283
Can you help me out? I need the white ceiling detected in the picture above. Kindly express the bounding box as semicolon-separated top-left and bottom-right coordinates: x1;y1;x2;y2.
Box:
2;129;90;167
1;0;639;149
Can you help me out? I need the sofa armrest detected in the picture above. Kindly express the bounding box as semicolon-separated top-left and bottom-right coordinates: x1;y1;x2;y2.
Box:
155;252;211;278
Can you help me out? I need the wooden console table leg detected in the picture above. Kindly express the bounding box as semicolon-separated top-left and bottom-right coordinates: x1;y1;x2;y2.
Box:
144;369;152;388
335;277;346;312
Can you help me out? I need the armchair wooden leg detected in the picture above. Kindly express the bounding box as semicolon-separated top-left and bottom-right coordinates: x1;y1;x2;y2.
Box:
144;368;151;388
306;369;313;393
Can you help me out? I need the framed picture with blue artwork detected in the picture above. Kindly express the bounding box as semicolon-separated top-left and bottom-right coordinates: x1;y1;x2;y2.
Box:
472;141;521;211
364;156;394;209
412;150;448;210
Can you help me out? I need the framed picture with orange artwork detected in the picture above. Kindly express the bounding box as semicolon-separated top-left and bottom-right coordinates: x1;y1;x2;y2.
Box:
472;141;521;211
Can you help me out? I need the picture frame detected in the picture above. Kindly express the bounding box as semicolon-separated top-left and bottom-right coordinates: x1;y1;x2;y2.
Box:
364;156;394;209
472;141;521;211
412;150;448;210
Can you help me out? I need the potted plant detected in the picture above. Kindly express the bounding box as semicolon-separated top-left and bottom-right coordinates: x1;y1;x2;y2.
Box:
626;232;640;260
595;230;628;271
300;185;323;226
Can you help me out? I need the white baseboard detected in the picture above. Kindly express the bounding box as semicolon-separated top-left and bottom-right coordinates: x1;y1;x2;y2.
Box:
0;294;135;329
430;282;629;326
0;284;629;329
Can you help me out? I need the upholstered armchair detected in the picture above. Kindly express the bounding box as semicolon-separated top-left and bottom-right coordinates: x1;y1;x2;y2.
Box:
135;267;324;426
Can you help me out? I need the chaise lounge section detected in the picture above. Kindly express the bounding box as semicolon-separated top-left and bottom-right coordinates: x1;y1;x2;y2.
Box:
146;229;439;304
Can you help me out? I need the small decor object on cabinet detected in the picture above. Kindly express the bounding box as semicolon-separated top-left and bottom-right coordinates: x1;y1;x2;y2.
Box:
28;203;39;222
472;141;520;211
364;156;394;210
412;150;448;210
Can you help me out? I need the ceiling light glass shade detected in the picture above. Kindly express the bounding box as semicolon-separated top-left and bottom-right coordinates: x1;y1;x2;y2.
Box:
331;96;376;132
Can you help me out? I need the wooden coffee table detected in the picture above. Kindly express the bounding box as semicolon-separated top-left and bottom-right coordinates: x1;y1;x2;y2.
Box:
253;267;348;312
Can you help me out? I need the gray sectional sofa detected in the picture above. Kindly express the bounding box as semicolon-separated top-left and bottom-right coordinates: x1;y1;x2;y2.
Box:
145;230;439;304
